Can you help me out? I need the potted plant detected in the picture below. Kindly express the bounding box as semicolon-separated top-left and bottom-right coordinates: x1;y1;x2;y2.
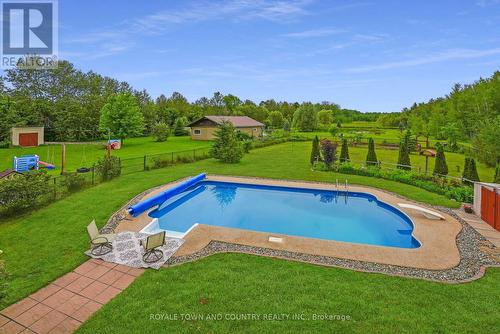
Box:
463;203;473;214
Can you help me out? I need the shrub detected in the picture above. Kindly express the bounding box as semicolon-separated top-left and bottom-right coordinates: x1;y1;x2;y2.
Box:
433;143;448;176
210;121;244;163
0;171;52;215
340;138;350;163
333;164;473;203
329;125;339;138
242;140;253;153
95;156;121;181
320;139;337;169
62;172;86;192
366;138;378;166
151;157;170;169
152;122;170;142
397;130;412;170
310;136;321;165
463;158;480;185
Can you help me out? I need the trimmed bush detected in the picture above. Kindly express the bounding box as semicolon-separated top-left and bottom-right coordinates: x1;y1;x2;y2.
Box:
463;158;480;185
366;138;378;166
340;138;350;163
397;130;411;170
62;172;87;192
433;143;448;176
310;135;321;165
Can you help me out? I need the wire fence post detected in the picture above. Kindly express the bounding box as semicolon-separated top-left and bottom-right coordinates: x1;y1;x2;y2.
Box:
91;164;95;185
143;155;147;171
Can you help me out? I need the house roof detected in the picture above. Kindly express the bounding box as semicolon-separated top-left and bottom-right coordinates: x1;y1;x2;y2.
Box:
187;116;264;128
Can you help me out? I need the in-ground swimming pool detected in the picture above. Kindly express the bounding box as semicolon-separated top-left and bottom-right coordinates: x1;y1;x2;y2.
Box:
144;181;420;249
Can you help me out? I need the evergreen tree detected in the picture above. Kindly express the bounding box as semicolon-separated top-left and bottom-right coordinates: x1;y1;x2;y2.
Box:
433;143;448;176
310;135;321;165
366;138;378;166
339;138;350;163
210;122;244;163
173;118;189;136
397;130;412;170
463;158;480;185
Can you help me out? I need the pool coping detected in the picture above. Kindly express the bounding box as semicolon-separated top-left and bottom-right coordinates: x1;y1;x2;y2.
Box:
109;174;472;271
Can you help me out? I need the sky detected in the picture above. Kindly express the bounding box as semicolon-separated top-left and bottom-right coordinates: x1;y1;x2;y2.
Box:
57;0;500;112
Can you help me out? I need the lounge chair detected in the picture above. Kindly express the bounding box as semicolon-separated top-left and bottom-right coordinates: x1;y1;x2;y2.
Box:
87;220;116;256
397;203;445;220
141;231;166;263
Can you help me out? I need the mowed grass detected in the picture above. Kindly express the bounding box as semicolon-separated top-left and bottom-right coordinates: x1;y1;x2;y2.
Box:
0;142;463;309
77;253;500;334
0;136;209;173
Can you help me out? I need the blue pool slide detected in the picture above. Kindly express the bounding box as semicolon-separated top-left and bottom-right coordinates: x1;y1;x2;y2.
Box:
127;173;206;217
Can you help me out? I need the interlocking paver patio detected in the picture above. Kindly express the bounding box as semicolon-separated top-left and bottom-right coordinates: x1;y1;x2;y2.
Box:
0;259;144;334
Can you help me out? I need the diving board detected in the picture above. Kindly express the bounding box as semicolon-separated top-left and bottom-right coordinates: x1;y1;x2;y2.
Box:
397;203;445;220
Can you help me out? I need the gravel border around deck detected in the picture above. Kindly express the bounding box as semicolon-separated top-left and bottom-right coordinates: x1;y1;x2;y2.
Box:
111;175;500;283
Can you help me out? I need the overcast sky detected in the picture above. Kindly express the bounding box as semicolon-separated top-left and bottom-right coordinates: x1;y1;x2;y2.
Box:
58;0;500;112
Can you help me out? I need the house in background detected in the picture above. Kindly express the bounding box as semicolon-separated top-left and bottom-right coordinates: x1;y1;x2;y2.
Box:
11;127;44;146
187;116;264;141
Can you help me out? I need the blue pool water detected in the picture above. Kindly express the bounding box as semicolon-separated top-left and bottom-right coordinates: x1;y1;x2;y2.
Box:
147;181;420;248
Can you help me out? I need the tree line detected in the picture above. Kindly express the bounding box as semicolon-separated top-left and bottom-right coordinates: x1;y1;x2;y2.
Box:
377;72;500;166
0;59;374;144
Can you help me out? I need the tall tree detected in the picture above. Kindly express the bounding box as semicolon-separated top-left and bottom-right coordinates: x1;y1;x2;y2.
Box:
366;138;378;166
99;93;144;145
433;143;448;176
339;138;350;163
292;103;317;131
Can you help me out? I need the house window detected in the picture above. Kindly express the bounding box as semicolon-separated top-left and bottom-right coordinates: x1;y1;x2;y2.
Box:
193;129;201;135
253;128;257;131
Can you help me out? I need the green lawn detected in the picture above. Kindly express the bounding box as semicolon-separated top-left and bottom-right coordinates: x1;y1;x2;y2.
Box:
0;142;463;309
77;253;500;334
0;136;209;173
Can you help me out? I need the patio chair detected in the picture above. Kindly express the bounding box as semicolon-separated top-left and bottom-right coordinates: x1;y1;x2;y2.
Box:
141;231;166;263
87;220;116;256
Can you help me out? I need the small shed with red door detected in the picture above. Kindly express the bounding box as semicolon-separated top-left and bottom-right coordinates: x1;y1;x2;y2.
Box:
11;127;44;147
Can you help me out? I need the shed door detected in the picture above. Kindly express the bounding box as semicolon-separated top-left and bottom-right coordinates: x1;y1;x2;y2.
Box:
19;133;38;146
481;186;495;228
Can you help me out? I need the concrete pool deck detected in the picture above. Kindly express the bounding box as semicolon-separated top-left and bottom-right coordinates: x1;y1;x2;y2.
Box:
114;175;463;270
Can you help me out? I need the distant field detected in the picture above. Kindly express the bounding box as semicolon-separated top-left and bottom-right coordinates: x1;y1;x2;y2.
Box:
0;136;210;173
